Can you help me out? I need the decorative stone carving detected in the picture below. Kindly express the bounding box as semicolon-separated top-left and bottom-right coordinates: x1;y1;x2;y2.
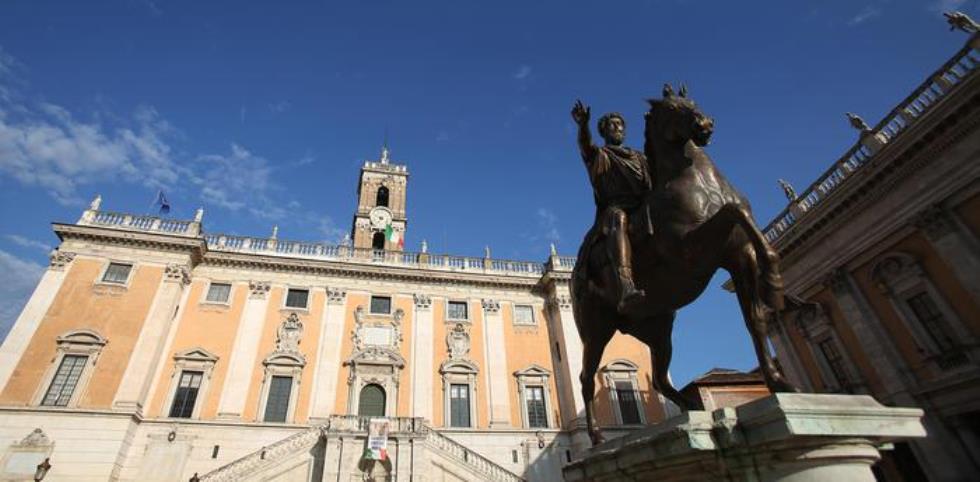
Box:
414;293;432;310
164;264;190;285
482;299;501;313
913;205;956;240
555;295;572;310
49;250;76;270
447;323;471;361
352;305;403;352
327;288;347;305
249;280;271;299
822;268;851;296
18;428;51;447
275;313;304;354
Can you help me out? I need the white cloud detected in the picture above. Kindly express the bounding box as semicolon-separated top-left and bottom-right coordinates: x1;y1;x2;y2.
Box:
435;130;450;142
268;100;291;113
0;99;179;205
0;249;44;344
512;65;532;80
3;234;52;253
848;6;881;26
536;207;560;244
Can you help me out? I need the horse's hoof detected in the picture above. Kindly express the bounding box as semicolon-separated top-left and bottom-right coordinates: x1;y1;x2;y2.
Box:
590;431;606;446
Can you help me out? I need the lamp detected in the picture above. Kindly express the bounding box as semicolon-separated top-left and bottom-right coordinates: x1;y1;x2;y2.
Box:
189;473;200;482
34;458;51;481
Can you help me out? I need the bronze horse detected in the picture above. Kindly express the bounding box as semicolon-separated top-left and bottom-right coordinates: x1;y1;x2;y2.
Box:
570;84;798;445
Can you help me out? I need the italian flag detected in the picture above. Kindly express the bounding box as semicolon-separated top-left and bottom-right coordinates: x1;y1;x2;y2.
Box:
384;223;404;249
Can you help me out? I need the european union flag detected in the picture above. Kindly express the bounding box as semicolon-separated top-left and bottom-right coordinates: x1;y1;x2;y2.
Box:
155;190;171;215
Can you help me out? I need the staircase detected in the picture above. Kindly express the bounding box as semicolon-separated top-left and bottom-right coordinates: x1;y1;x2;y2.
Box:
197;416;525;482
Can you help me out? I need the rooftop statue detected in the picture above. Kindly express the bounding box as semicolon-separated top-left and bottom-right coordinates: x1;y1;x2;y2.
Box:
570;85;798;445
944;11;980;34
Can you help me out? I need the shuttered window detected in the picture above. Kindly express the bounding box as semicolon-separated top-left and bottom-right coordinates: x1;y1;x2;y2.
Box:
41;355;88;406
817;339;851;390
169;371;203;418
906;293;955;351
263;376;293;422
615;381;641;425
370;296;392;315
525;386;547;428
102;263;132;284
205;283;231;303
358;384;386;417
450;384;471;427
285;289;309;309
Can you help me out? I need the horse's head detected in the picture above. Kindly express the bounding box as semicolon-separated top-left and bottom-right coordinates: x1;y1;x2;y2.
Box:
645;83;714;148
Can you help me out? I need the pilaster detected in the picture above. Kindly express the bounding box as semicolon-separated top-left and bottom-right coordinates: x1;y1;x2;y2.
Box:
410;294;434;422
309;288;347;421
481;298;511;427
914;204;980;303
0;251;74;392
113;264;192;412
216;280;272;419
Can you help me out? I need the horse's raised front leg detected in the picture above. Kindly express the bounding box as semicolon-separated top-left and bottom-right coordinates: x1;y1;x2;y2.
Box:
729;248;798;393
685;203;784;310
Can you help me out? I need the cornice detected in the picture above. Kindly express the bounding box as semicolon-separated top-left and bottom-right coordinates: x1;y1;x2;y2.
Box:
202;250;545;290
53;223;207;263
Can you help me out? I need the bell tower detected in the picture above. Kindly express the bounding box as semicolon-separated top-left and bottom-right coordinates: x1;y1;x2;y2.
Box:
351;145;409;251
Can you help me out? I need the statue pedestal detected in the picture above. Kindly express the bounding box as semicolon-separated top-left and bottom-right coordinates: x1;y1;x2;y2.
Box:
563;393;925;482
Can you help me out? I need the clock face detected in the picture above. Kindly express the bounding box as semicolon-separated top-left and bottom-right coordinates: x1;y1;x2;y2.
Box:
369;208;392;229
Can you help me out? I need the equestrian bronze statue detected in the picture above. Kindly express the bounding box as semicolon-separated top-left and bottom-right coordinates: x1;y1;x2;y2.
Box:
570;85;798;445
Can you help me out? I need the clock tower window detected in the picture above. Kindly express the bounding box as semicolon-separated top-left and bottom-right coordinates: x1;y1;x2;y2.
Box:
372;232;385;250
376;186;389;208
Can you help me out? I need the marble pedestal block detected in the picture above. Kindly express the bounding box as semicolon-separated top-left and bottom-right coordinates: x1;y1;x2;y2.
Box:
563;393;925;482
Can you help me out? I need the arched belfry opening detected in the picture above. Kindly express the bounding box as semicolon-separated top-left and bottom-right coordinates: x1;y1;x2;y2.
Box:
358;384;386;417
376;186;389;208
372;232;385;250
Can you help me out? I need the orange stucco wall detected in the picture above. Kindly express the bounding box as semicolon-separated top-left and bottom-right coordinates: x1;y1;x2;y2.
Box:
146;280;248;418
503;304;561;428
591;332;664;426
1;259;161;407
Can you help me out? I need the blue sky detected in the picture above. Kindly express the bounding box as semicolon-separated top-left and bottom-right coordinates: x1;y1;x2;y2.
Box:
0;0;975;386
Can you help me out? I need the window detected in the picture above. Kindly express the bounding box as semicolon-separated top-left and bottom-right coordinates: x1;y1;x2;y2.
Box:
41;355;88;407
525;386;548;428
263;376;293;422
358;384;386;417
372;232;385;250
450;384;471;427
376;186;389;208
205;283;231;303
448;301;468;320
906;293;955;352
615;381;641;425
285;288;309;309
102;262;132;284
816;338;851;391
168;371;203;418
370;296;392;315
513;305;535;325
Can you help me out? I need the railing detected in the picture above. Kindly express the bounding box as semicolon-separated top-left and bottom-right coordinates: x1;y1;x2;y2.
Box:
762;40;979;244
87;211;196;235
203;233;555;277
425;427;525;482
199;425;324;482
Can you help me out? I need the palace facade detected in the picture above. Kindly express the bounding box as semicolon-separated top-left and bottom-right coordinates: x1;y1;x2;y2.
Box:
764;30;980;481
0;147;671;481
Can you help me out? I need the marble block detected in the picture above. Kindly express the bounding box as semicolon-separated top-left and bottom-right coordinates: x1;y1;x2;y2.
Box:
563;393;925;482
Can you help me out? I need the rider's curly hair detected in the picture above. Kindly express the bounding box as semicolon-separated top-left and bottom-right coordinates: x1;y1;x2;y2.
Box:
597;112;625;137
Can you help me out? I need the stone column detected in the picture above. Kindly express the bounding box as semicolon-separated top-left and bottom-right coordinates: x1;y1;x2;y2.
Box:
216;280;271;419
766;320;812;392
410;294;434;422
914;205;980;303
113;263;190;412
481;298;512;427
0;251;74;392
309;288;348;421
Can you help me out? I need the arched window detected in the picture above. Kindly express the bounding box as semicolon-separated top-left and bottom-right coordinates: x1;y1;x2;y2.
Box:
376;186;389;208
358;384;386;417
372;232;386;250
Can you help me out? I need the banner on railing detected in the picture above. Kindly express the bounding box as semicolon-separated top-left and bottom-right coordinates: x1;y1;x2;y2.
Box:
364;418;390;461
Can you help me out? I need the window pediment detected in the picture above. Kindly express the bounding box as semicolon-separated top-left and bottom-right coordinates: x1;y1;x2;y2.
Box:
346;347;405;368
174;347;219;364
601;359;639;373
514;364;551;378
56;329;107;348
264;352;306;367
440;359;478;375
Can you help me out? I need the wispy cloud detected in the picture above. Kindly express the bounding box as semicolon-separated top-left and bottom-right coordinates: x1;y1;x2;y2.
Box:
536;207;560;244
848;6;881;26
268;100;291;113
239;105;246;124
512;65;532;80
3;235;52;253
0;249;44;343
435;130;450;142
